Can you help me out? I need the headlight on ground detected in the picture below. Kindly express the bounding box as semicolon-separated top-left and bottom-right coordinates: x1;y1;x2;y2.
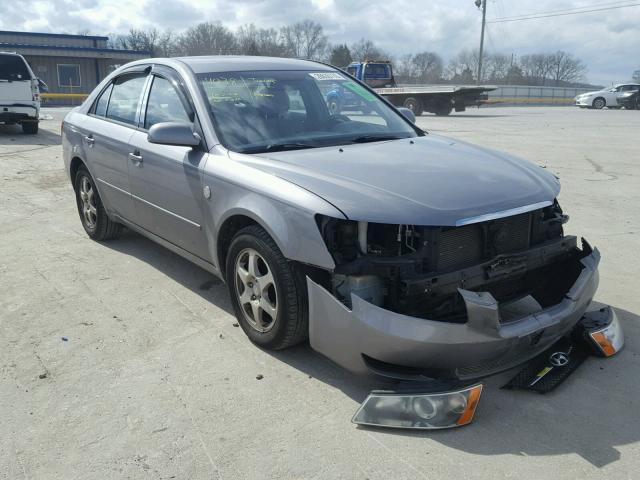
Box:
589;310;624;357
352;384;483;429
575;306;624;357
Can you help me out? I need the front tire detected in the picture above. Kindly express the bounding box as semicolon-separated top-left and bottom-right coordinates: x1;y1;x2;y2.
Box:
226;225;308;350
74;166;122;240
592;97;606;109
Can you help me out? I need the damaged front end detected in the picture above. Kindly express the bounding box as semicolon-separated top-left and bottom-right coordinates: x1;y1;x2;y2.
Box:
307;202;614;428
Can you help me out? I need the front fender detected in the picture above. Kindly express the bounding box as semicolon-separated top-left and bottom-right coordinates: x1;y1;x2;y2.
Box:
202;151;344;271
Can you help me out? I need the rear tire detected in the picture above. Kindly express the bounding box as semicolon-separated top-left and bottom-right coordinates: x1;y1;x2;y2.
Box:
592;97;606;109
434;100;453;116
22;121;38;134
74;165;122;241
226;225;308;350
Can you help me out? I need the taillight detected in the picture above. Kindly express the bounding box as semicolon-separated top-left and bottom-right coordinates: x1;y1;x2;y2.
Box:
31;78;40;101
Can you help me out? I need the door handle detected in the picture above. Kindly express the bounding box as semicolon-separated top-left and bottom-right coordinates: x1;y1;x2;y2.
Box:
84;135;95;147
128;151;143;166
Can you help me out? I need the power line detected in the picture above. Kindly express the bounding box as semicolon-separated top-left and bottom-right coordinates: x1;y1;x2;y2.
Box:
489;0;638;20
494;0;639;18
488;2;640;23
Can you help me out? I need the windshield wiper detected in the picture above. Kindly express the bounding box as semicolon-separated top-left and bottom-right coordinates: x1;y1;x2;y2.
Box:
349;135;406;144
240;142;316;154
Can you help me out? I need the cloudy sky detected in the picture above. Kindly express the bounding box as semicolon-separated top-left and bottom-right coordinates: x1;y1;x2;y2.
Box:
2;0;638;85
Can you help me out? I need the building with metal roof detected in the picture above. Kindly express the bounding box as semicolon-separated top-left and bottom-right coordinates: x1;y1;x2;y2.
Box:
0;30;150;105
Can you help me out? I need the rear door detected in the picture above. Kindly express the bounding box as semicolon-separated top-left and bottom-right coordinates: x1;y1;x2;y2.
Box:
81;71;149;221
0;54;35;112
128;68;210;261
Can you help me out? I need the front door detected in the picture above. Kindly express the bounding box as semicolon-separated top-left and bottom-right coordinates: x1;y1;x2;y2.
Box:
128;74;210;261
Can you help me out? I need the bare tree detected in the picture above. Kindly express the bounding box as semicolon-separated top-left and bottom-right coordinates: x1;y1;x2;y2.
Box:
280;20;327;60
485;53;510;82
237;24;286;57
447;49;479;83
633;70;640;82
106;28;176;56
412;51;443;82
350;39;387;61
520;54;554;86
549;50;586;85
395;52;443;83
394;54;418;80
176;22;237;56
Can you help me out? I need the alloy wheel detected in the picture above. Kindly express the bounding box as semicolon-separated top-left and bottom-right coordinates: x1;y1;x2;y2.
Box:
79;176;97;229
234;248;279;333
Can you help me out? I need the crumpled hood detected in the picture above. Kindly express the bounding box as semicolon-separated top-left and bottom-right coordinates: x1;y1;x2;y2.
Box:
229;134;560;225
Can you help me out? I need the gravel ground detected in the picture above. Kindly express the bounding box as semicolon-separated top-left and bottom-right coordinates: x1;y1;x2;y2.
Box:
1;106;639;479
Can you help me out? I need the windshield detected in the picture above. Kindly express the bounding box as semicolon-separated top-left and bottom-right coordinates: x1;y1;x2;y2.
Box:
197;70;418;153
0;55;31;81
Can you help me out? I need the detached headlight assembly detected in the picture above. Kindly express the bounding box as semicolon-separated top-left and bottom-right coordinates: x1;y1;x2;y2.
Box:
575;306;624;357
352;384;483;430
589;311;624;357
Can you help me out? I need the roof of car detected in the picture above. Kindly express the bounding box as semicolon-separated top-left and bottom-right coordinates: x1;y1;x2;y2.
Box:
172;55;335;74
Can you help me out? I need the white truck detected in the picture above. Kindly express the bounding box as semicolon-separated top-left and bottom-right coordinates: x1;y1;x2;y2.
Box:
0;52;43;134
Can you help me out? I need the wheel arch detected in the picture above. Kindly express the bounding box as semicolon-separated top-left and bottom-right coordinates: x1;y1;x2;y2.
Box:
216;213;261;278
213;199;337;278
69;156;86;187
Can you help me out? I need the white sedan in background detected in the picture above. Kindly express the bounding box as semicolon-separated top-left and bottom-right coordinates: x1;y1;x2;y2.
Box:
575;83;640;109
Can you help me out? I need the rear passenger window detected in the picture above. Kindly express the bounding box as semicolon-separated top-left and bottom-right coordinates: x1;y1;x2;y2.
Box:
94;84;113;117
105;74;147;126
0;55;30;81
144;76;191;129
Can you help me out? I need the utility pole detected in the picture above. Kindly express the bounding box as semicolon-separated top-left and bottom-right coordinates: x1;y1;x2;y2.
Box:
476;0;487;85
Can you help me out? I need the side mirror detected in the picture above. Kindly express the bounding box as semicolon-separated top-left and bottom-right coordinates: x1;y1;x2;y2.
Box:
37;78;49;92
147;122;201;147
397;107;416;124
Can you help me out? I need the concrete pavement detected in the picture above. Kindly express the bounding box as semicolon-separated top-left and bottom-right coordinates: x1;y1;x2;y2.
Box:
1;106;639;479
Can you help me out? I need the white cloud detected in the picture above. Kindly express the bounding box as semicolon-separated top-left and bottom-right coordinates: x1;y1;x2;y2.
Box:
1;0;638;84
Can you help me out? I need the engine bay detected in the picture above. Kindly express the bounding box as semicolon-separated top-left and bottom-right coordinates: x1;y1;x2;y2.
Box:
317;201;590;322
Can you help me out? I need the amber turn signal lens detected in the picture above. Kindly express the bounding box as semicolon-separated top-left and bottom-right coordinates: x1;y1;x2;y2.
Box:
456;385;483;426
588;310;624;357
590;331;617;356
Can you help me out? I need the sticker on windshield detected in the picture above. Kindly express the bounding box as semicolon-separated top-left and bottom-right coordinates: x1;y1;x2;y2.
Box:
342;81;376;102
308;72;345;81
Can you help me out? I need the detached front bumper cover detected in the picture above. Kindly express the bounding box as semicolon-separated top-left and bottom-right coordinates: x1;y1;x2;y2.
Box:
352;384;483;430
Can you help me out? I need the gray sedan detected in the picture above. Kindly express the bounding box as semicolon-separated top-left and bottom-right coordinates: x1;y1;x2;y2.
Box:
62;56;622;429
